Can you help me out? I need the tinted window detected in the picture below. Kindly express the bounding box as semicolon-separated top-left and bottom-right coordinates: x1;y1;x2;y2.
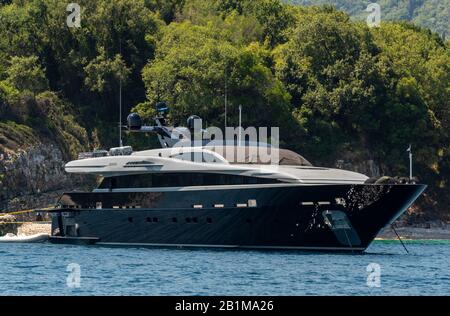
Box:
98;173;280;189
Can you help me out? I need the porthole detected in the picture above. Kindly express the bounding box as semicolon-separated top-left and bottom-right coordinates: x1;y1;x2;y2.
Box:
192;217;198;223
206;218;212;224
153;217;158;223
128;217;133;223
186;218;191;223
172;217;178;223
146;217;152;223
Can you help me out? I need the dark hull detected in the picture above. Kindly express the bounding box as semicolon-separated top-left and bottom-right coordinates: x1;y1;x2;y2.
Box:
48;184;426;252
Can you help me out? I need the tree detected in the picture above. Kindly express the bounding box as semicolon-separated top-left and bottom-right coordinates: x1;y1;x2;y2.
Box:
5;55;48;94
145;0;185;24
84;48;130;94
138;21;292;132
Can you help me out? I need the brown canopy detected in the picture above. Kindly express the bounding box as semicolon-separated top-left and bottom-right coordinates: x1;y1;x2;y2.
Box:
204;146;313;166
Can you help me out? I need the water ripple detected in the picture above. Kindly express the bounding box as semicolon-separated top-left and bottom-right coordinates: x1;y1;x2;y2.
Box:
0;241;449;295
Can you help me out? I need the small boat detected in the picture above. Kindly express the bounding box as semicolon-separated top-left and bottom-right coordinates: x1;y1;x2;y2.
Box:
0;233;49;243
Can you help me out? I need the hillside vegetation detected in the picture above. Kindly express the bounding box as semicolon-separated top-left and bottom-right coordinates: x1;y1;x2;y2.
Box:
287;0;450;39
0;0;448;221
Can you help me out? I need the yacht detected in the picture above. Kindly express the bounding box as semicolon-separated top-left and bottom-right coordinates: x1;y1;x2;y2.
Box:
46;107;426;252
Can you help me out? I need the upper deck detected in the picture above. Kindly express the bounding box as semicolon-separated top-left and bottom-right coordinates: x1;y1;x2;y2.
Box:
65;146;368;185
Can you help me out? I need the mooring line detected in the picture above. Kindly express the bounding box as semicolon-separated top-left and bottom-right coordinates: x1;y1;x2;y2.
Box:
0;221;52;225
391;224;410;254
0;207;53;217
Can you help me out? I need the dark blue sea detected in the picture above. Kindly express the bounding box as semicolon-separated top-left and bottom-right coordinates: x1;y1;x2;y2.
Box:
1;241;449;296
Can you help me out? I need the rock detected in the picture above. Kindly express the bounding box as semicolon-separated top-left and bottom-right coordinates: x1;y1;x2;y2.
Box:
17;222;51;236
0;214;16;222
0;143;91;212
335;158;382;178
0;215;19;236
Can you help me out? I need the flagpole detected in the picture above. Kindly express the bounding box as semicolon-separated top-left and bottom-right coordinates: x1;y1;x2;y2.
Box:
224;66;228;131
408;145;413;180
119;38;123;148
238;105;242;146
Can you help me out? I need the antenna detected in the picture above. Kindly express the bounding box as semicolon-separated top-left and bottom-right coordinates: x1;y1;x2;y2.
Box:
119;78;123;147
224;66;228;131
238;105;242;146
407;144;413;180
119;39;123;147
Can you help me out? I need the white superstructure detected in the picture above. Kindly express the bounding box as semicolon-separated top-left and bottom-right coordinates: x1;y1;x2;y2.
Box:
65;146;368;185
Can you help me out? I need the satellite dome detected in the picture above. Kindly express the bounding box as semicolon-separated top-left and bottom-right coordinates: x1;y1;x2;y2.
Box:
127;113;142;131
187;115;202;131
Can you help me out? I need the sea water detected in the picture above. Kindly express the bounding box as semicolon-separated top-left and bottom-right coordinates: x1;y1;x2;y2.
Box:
0;240;449;295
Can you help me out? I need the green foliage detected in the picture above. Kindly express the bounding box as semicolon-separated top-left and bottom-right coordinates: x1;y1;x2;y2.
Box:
249;0;296;46
285;0;449;39
34;91;89;158
0;80;19;109
84;48;131;93
178;0;295;47
274;9;383;157
0;0;448;217
0;120;39;152
274;6;448;177
139;21;292;131
144;0;185;24
0;1;46;59
4;55;48;94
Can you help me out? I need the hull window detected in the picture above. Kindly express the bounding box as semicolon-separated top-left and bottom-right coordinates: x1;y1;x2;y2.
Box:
98;173;281;189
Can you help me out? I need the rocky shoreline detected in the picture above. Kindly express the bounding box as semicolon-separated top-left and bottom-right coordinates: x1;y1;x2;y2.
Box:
17;222;51;236
377;225;450;240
